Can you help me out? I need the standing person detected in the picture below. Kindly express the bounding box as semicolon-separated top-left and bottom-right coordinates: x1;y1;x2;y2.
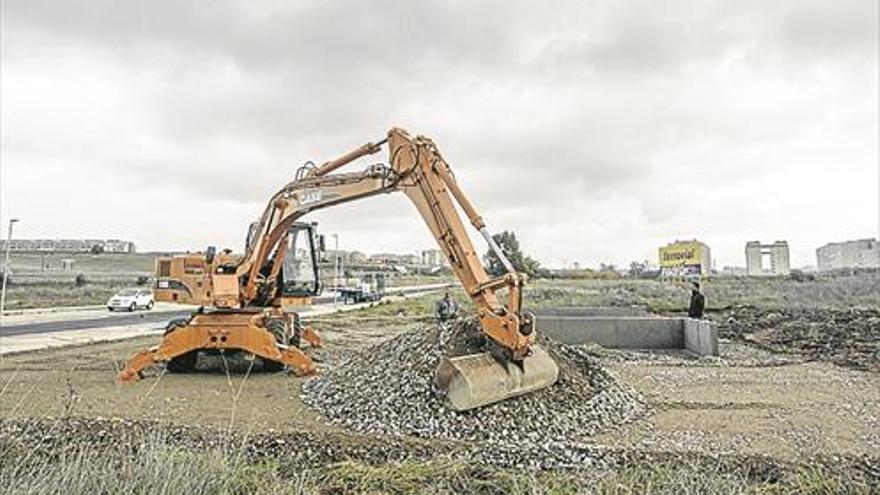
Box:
435;291;460;322
688;281;705;318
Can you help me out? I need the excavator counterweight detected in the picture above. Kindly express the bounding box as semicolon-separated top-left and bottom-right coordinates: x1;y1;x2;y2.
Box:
118;128;558;410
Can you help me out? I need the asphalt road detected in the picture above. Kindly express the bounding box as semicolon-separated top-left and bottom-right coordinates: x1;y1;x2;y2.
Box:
0;284;450;338
0;310;192;337
0;295;343;338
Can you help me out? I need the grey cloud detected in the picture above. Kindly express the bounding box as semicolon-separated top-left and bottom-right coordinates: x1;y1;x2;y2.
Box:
5;1;527;74
2;0;876;266
777;0;876;60
540;19;734;76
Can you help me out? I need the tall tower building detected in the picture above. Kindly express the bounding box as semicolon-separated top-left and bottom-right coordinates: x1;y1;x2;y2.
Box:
745;241;790;276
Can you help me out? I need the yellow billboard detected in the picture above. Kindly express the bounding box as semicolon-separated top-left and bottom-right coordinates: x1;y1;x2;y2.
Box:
659;241;703;268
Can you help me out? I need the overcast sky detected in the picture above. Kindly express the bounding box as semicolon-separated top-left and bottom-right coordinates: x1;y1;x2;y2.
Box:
1;0;877;269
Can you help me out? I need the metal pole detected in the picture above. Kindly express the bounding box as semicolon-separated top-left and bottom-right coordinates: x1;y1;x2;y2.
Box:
332;234;339;303
339;234;344;286
1;218;20;316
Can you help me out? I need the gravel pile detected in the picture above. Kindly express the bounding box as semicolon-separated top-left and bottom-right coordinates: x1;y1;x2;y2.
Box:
302;318;646;447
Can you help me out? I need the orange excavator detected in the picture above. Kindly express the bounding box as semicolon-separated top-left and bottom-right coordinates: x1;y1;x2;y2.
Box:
118;128;558;410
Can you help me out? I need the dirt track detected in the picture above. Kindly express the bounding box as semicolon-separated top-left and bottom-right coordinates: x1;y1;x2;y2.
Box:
596;344;879;461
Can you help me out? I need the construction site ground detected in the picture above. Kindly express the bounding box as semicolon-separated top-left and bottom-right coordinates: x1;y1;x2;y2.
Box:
1;276;878;493
1;299;876;447
1;315;877;460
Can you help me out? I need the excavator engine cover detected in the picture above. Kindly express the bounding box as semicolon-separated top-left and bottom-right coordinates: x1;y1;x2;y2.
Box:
434;345;559;411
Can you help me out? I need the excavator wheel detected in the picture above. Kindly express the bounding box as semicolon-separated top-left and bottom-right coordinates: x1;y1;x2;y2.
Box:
164;318;199;373
262;318;288;372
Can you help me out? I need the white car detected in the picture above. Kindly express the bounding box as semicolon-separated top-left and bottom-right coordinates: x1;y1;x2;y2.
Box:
107;288;154;312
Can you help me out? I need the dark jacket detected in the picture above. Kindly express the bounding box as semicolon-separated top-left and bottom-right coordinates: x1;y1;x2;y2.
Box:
688;290;705;318
435;297;460;321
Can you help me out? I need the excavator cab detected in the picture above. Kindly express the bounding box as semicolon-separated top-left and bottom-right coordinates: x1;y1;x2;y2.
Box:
280;222;322;298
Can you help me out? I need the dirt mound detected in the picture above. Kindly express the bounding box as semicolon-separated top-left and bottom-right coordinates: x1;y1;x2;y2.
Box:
302;318;646;446
719;307;880;371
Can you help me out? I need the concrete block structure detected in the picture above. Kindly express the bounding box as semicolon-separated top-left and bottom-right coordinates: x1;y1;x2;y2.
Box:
683;319;719;356
745;241;790;276
816;238;880;271
536;308;719;356
536;306;650;317
421;249;447;267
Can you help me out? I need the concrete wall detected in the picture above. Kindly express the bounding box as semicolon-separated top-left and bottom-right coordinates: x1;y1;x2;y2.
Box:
684;318;718;356
537;312;718;356
539;316;683;349
532;306;650;317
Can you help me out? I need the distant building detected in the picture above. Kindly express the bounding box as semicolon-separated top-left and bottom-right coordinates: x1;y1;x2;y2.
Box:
399;254;421;265
0;238;136;254
368;253;420;266
658;239;711;277
421;249;446;267
347;251;367;264
745;241;790;276
722;266;747;276
816;238;880;271
323;249;347;263
369;253;401;265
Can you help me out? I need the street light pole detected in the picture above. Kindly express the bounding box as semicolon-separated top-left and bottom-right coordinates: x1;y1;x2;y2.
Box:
332;234;339;287
1;218;20;316
339;235;344;286
331;233;339;303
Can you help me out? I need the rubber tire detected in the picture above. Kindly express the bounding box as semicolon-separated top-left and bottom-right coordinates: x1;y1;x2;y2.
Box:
166;350;198;373
291;316;303;348
146;301;154;310
164;319;198;373
129;302;137;312
262;319;287;372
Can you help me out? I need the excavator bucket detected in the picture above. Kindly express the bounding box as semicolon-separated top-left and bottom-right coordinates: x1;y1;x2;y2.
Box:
433;345;559;411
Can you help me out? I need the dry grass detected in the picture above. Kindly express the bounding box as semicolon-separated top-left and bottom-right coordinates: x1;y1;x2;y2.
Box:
526;274;880;313
0;434;302;495
3;281;139;309
0;434;867;495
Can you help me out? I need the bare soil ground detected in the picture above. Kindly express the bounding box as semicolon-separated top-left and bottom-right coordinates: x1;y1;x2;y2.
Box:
594;343;879;461
2;296;877;458
0;313;431;434
1;277;878;492
717;306;880;372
